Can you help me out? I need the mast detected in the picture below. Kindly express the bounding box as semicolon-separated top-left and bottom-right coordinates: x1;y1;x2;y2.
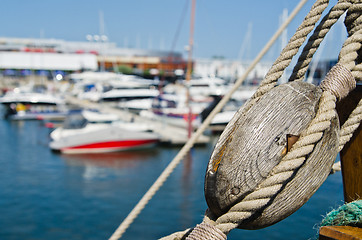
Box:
99;10;106;72
186;0;196;138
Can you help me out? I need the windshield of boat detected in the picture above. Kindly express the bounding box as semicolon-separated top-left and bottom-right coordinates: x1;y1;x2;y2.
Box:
63;114;88;129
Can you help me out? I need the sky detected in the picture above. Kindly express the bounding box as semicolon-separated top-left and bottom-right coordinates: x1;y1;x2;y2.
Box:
0;0;346;61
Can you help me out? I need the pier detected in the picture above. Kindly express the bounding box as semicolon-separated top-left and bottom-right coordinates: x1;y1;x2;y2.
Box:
65;96;210;145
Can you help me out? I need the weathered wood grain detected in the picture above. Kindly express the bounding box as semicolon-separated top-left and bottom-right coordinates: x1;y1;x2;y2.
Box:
205;81;339;229
244;115;339;229
319;226;362;240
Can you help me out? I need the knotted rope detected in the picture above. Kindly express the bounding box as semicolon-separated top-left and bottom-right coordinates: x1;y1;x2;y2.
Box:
162;0;362;239
320;200;362;227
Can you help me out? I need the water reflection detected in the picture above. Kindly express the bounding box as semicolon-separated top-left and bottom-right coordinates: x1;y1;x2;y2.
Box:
181;150;194;228
182;150;193;181
62;149;160;169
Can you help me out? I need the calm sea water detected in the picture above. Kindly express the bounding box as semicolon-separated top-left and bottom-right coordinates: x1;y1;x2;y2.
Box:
0;119;344;240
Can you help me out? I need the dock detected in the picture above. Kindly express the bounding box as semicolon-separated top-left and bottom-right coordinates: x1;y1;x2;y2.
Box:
65;96;210;145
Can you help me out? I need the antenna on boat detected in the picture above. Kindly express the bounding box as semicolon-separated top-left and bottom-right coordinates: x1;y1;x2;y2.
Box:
99;10;107;72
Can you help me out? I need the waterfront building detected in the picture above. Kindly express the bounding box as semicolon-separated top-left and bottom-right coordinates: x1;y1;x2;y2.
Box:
193;58;272;85
0;37;188;80
0;37;279;86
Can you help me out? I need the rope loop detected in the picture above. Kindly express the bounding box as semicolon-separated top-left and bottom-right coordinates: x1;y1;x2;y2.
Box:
252;0;330;99
340;1;362;81
344;1;362;36
207;89;338;235
179;0;361;238
112;0;362;239
289;0;353;82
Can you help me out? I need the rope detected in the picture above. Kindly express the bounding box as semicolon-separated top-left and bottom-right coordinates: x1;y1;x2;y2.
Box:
340;1;362;81
339;30;362;73
321;200;362;227
108;0;309;239
210;4;361;234
338;98;362;151
337;2;362;151
320;63;356;100
195;61;357;237
330;161;341;174
253;0;330;99
211;90;337;234
110;0;362;239
162;0;362;238
207;1;361;235
289;0;353;82
186;223;227;240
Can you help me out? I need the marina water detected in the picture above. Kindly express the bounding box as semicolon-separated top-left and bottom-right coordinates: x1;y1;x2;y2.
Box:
0;119;344;240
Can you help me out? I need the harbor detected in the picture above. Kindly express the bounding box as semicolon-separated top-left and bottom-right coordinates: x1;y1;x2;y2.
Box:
0;72;249;152
0;67;353;239
0;119;345;240
0;70;356;239
1;0;361;239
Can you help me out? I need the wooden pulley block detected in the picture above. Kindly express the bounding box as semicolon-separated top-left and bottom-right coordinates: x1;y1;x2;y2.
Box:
205;81;339;229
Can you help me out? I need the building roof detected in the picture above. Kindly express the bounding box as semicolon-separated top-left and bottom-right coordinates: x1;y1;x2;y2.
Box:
0;52;97;71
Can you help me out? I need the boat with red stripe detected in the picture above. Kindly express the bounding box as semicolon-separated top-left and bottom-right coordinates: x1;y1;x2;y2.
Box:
49;111;159;154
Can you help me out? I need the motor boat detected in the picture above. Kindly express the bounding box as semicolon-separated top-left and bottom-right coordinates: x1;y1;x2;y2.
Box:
139;93;212;129
71;71;160;102
49;111;159;154
0;86;67;120
100;88;159;102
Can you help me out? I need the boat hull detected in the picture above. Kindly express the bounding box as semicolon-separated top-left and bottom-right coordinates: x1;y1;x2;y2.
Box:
57;139;158;154
49;124;159;154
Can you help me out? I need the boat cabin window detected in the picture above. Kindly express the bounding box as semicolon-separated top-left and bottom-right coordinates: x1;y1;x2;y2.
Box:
152;97;177;108
63;114;88;129
191;84;209;87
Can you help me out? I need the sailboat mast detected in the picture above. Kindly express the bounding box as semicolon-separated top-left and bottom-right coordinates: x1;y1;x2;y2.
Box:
186;0;196;138
186;0;196;82
99;10;106;72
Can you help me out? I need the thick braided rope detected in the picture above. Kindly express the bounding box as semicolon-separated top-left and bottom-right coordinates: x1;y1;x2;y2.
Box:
337;2;362;151
336;42;362;152
339;98;362;151
339;1;362;80
209;44;359;235
344;1;362;36
110;1;309;239
339;29;362;73
209;8;361;234
186;223;227;240
337;57;362;152
252;0;329;99
159;229;190;240
158;1;361;239
200;1;361;237
161;1;359;239
289;0;353;82
320;63;356;100
208;91;337;234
